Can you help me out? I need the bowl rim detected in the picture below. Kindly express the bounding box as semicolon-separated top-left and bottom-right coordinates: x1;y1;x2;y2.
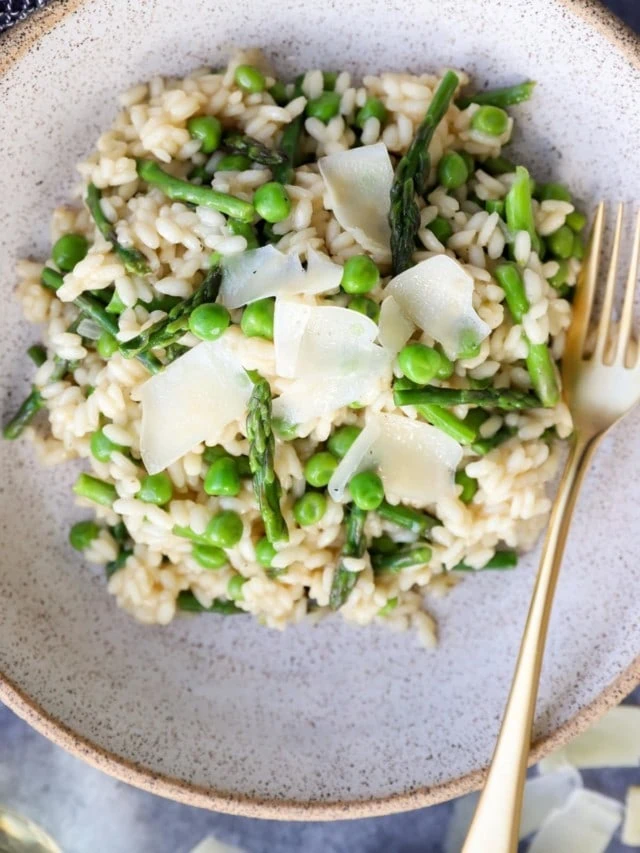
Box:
1;0;639;821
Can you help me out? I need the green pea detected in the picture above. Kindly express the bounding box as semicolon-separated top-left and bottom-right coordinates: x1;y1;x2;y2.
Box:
227;574;248;601
398;343;443;385
204;456;241;497
485;199;505;217
189;303;230;342
471;105;509;137
255;536;277;568
304;451;338;488
355;96;387;128
106;290;126;315
138;472;173;506
328;425;361;458
52;233;89;272
566;210;586;233
192;543;228;569
306;91;341;123
548;259;569;289
293;492;327;526
428;215;453;245
572;233;584;260
234;64;266;93
269;81;289;105
458;151;475;176
90;427;125;463
435;348;455;380
322;71;338;91
455;469;478;504
241;297;275;340
186;115;222;154
437;152;469;190
96;331;118;359
548;225;575;259
348;295;379;323
206;510;243;548
216;154;251;172
340;255;380;294
69;520;100;551
254;181;291;223
538;183;571;203
227;219;259;250
202;445;229;464
349;470;384;511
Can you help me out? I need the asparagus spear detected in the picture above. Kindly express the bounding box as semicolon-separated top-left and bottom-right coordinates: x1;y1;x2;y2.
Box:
119;266;222;358
376;500;439;536
389;71;460;274
177;590;243;614
371;543;432;573
505;165;541;256
136;159;255;223
27;345;47;367
452;550;518;571
2;389;44;439
394;386;542;411
494;263;560;407
272;115;304;185
481;155;516;176
329;504;367;610
85;183;150;275
471;425;517;456
394;381;480;445
456;81;536;110
223;132;287;166
246;376;288;544
41;267;161;374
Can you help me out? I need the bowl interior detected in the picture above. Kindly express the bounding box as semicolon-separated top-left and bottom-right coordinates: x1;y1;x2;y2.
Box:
1;0;639;816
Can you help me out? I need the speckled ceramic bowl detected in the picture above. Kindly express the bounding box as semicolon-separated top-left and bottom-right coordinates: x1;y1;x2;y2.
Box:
0;0;639;820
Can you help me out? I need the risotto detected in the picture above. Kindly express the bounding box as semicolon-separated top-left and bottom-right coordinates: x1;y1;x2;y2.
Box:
4;49;583;647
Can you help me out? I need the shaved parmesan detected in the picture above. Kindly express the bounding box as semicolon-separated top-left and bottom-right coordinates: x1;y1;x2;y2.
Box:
387;255;490;358
528;789;622;853
444;769;581;853
622;786;640;846
539;706;640;772
274;298;313;379
319;142;393;257
219;246;343;309
377;295;416;355
139;340;252;474
189;837;245;853
272;345;389;426
328;413;462;505
219;246;304;309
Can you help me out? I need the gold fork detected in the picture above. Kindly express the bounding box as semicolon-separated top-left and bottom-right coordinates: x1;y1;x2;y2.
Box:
462;203;640;853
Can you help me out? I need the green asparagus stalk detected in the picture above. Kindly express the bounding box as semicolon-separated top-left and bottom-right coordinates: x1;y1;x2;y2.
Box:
505;165;541;256
494;263;560;407
329;504;367;610
119;266;222;358
40;267;161;374
246;376;288;543
2;389;44;439
272;115;304;185
73;473;117;506
452;550;518;572
389;71;460;274
470;425;516;456
376;500;439;536
481;155;516;176
394;386;542;411
136;159;255;223
177;590;243;614
456;81;536;110
371;543;432;573
27;345;47;367
393;378;481;444
223;132;287;166
85;183;150;275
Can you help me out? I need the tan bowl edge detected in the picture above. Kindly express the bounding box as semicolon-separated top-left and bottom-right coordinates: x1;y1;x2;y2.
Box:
1;0;639;821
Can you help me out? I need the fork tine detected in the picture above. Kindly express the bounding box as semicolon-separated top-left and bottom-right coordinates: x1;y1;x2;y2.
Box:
570;202;605;358
594;203;623;364
614;207;640;367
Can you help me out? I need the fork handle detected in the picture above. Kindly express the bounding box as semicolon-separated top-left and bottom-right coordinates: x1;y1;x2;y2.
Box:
462;433;600;853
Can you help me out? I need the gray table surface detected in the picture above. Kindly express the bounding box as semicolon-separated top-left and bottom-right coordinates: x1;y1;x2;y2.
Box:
1;1;639;851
